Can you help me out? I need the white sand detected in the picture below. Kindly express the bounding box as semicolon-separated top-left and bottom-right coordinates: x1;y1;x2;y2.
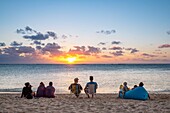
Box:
0;93;170;113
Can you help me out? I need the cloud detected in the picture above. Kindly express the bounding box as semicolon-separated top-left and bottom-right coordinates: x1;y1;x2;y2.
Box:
142;53;157;57
111;41;121;45
86;46;101;54
3;46;35;56
62;35;68;39
0;42;6;46
109;46;122;50
3;47;19;55
158;44;170;48
110;51;124;56
47;31;57;39
167;31;170;35
16;29;26;34
68;46;100;56
17;26;37;34
98;42;106;45
101;55;112;58
36;46;42;50
130;48;139;53
96;29;116;35
17;46;35;54
125;48;139;54
68;46;86;55
74;46;86;51
42;43;62;55
33;41;41;45
25;26;37;33
23;33;49;40
102;47;107;50
10;41;22;46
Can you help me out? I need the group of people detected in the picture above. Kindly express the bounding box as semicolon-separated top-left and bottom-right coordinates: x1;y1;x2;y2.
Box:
21;76;98;99
21;82;55;99
69;76;98;98
21;77;149;100
118;82;150;99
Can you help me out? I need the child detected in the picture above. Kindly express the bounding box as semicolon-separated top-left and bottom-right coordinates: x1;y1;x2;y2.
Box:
118;84;123;98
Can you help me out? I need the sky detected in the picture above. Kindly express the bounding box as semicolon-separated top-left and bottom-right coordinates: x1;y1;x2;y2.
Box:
0;0;170;64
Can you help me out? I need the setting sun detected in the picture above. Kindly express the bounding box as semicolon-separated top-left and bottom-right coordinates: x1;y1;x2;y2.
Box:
66;57;76;63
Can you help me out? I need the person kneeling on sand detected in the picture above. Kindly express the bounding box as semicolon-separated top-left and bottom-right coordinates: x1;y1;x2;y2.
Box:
45;82;55;98
84;76;98;98
36;82;46;97
21;82;35;99
68;78;83;98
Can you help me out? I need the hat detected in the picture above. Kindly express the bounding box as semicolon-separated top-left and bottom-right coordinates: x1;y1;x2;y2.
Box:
74;78;79;81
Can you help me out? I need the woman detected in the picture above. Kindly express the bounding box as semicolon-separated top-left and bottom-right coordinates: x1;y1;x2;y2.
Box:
36;82;46;97
21;82;34;99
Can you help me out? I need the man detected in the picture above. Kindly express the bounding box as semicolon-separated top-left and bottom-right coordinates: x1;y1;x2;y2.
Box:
68;78;83;97
84;76;98;98
45;82;55;98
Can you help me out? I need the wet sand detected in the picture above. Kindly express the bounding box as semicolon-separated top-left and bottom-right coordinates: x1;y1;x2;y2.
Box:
0;93;170;113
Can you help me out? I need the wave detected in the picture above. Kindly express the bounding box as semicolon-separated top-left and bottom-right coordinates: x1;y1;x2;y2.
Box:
0;88;22;92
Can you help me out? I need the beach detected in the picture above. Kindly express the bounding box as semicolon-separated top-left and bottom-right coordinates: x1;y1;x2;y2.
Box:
0;93;170;113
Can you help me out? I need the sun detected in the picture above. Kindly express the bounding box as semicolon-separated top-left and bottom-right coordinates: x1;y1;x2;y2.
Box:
66;57;76;64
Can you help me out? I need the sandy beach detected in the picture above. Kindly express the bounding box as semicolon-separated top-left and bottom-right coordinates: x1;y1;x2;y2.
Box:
0;93;170;113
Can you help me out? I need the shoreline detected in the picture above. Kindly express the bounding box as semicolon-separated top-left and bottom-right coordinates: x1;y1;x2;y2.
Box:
0;93;170;113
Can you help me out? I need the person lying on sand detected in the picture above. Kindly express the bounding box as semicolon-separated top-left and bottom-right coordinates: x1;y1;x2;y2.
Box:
84;76;98;98
68;78;83;98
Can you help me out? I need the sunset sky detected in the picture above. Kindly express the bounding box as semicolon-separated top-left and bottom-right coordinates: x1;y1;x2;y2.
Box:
0;0;170;64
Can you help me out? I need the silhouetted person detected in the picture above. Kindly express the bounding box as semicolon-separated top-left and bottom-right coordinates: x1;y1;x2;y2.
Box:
45;82;55;98
123;82;129;93
139;82;150;99
132;85;138;90
21;82;33;99
84;76;98;98
68;78;83;97
36;82;46;97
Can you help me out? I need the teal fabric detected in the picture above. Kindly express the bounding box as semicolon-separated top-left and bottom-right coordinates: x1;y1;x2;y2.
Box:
124;87;149;100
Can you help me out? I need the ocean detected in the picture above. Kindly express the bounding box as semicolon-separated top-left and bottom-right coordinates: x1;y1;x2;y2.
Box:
0;64;170;93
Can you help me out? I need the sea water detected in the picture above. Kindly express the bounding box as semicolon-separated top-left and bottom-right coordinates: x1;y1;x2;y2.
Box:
0;64;170;93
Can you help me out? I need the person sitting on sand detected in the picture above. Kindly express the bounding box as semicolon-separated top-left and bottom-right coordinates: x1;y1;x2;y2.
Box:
36;82;46;97
139;82;150;99
123;82;129;93
118;84;124;97
84;76;98;98
45;82;55;98
132;85;138;90
21;82;34;99
68;78;83;97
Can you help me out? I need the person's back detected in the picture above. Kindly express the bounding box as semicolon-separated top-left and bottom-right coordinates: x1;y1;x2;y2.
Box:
36;82;46;97
68;78;83;97
21;82;33;99
84;76;98;98
45;82;55;98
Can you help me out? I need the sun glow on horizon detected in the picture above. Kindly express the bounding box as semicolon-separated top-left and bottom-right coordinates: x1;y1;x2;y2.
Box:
66;57;76;64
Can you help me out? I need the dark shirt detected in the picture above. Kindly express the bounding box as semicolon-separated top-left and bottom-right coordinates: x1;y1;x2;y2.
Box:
36;86;46;97
21;87;32;98
45;86;55;98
